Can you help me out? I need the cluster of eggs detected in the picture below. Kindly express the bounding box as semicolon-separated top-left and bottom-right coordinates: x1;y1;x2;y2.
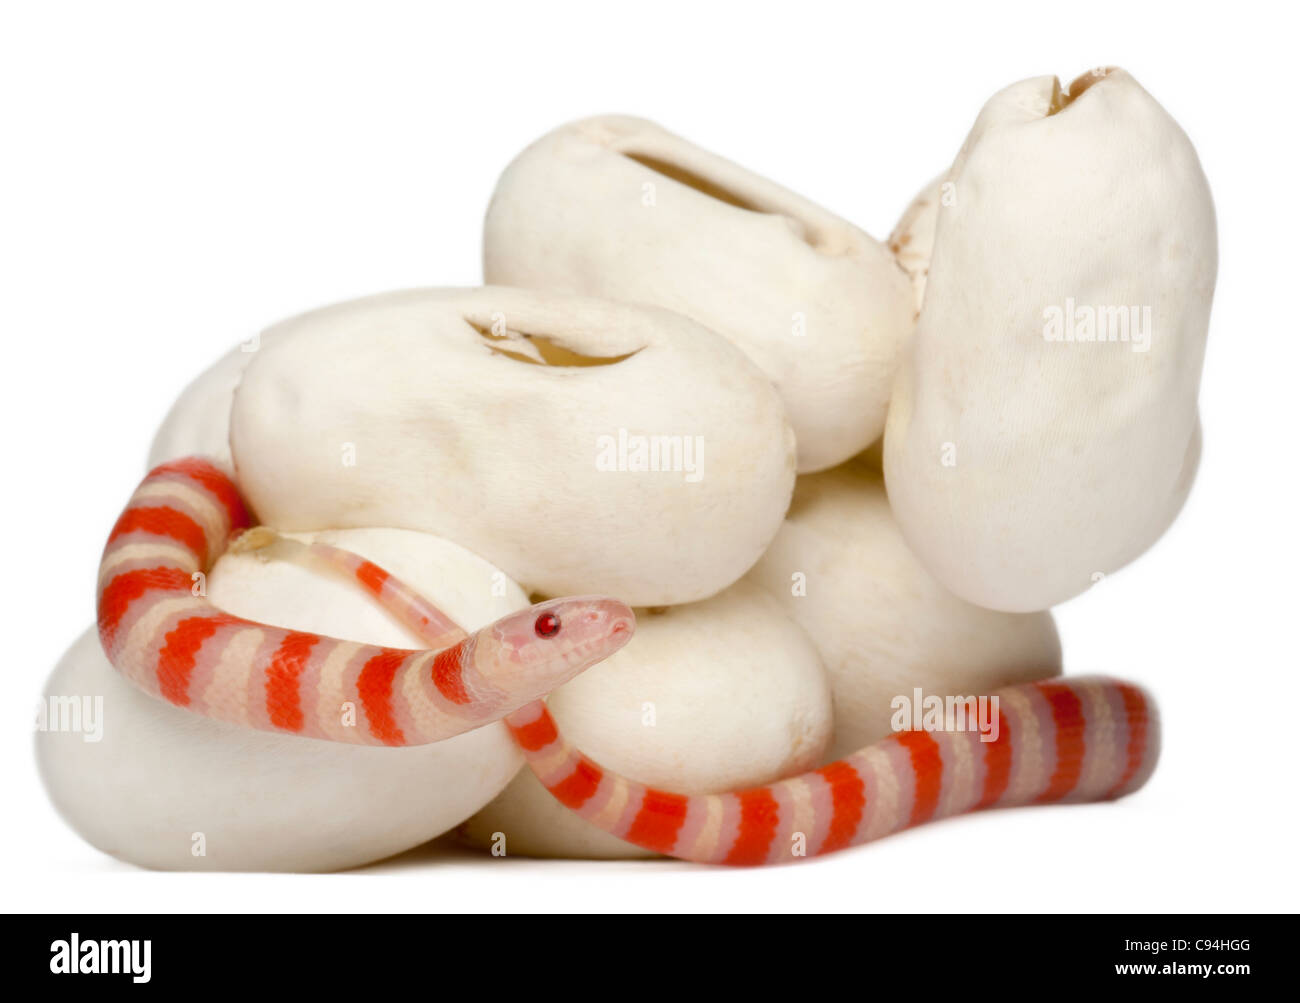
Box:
37;67;1214;870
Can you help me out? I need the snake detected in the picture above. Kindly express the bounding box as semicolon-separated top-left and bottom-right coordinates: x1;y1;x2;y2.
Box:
506;678;1158;864
298;529;1160;865
96;456;1160;864
97;457;634;746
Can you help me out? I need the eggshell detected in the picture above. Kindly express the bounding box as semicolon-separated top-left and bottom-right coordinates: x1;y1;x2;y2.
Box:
887;174;944;315
884;69;1215;611
148;342;254;473
35;528;529;871
460;580;833;858
746;459;1061;758
229;286;796;606
483;115;914;472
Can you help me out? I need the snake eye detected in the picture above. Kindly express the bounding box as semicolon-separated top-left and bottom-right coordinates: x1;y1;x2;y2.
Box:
534;612;561;638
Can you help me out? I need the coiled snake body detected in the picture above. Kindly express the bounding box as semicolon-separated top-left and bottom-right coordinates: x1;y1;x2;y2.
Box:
97;457;633;747
96;457;1159;864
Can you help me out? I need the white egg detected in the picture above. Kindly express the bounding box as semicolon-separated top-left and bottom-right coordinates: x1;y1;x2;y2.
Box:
228;286;796;606
36;528;529;871
884;69;1214;612
483;115;914;473
746;458;1061;758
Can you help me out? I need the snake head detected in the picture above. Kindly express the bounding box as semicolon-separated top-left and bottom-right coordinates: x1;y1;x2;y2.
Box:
479;596;636;691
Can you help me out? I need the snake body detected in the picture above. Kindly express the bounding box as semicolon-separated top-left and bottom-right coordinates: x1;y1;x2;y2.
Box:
504;678;1158;864
261;537;1161;866
95;456;1159;864
96;457;634;746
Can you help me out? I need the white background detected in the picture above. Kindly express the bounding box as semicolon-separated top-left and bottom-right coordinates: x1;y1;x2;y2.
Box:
2;1;1296;913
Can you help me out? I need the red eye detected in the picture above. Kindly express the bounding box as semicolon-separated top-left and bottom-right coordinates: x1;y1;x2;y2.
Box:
534;612;561;638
